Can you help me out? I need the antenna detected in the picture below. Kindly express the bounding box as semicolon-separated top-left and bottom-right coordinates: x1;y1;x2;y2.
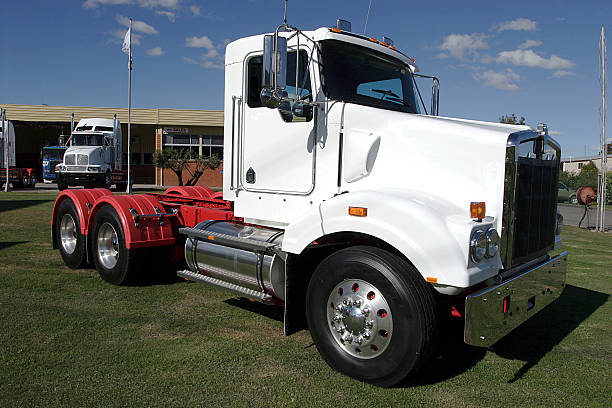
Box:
283;0;288;25
363;0;373;34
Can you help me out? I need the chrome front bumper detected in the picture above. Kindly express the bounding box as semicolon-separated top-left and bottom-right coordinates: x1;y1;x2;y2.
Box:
464;251;568;347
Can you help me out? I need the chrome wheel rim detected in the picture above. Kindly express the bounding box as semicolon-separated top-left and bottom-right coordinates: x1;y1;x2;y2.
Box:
97;222;120;269
59;214;78;254
327;279;393;359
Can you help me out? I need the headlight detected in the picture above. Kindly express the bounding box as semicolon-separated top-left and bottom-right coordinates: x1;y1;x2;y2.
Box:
485;228;499;258
556;213;563;235
470;230;487;263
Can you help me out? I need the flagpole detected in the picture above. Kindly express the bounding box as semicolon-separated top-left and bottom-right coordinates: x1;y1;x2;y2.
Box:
3;109;8;192
127;18;132;194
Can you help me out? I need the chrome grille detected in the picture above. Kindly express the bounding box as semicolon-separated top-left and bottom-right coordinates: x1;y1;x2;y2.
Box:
64;154;75;165
67;166;87;172
77;154;88;165
501;128;560;269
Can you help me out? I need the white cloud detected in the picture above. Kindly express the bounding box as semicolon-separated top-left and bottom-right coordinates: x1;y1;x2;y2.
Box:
518;40;542;49
83;0;180;9
497;18;537;32
435;53;449;59
83;0;131;8
439;33;488;59
184;36;229;69
156;10;176;22
147;46;164;56
186;35;214;49
553;70;574;78
549;130;562;136
108;28;142;45
473;69;520;91
189;5;201;16
496;49;574;70
117;14;158;35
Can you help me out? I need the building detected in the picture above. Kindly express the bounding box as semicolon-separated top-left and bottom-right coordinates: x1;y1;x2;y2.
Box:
0;103;224;186
561;154;611;174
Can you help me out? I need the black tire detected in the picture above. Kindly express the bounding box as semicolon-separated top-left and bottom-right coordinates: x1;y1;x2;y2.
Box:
306;246;439;387
115;183;127;192
57;176;68;191
102;171;112;189
91;205;140;285
55;199;87;269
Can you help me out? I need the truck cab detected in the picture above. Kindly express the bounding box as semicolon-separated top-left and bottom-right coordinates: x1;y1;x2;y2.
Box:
56;118;127;190
42;144;68;183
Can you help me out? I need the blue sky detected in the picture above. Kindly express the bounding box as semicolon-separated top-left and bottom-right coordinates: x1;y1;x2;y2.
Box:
1;0;610;158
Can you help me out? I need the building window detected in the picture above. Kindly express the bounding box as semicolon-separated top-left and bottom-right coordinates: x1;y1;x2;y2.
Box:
131;153;141;165
163;133;223;158
578;162;583;169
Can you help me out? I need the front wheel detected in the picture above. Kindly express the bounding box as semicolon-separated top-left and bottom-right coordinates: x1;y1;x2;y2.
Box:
91;205;140;285
306;246;438;387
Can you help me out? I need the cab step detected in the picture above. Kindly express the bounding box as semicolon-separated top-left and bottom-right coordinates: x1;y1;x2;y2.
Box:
177;269;272;301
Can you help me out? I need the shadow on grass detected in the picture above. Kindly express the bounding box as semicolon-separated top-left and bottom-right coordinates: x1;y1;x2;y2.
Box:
223;297;284;323
0;199;53;213
0;241;29;250
402;284;608;387
492;284;609;383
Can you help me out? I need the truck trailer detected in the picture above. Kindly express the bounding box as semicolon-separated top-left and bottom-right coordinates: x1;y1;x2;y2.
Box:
1;119;38;189
51;21;567;386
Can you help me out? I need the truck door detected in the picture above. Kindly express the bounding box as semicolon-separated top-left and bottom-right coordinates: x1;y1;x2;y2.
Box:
240;49;315;194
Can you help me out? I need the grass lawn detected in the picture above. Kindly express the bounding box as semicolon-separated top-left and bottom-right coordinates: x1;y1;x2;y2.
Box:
0;192;610;407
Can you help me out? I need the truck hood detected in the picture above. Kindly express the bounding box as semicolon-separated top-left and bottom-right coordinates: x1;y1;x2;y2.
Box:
338;103;530;230
64;146;104;164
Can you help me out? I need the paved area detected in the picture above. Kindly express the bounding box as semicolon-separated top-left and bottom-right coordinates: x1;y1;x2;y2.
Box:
558;203;612;231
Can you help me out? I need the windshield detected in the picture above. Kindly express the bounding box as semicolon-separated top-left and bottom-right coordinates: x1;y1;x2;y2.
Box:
43;148;65;160
318;40;420;114
71;133;103;146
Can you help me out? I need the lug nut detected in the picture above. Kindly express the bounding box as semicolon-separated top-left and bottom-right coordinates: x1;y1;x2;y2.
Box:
354;299;362;307
335;304;345;312
363;329;371;339
362;308;370;316
336;326;345;334
365;320;374;328
355;336;364;345
343;298;353;306
333;314;343;322
342;333;353;343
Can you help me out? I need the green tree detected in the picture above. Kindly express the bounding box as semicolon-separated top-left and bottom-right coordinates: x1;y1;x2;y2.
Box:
499;114;526;125
575;161;598;189
153;148;221;186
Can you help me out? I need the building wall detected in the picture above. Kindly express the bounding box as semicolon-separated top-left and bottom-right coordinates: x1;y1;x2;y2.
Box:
562;155;611;174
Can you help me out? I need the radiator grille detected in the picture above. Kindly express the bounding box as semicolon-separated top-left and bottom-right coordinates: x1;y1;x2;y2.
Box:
66;166;87;172
77;154;88;165
64;154;75;165
512;157;557;263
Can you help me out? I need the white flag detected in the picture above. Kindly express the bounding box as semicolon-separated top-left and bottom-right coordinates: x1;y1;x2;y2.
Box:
122;27;131;55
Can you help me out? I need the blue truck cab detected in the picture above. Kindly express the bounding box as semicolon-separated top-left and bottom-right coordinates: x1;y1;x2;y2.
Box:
42;144;68;183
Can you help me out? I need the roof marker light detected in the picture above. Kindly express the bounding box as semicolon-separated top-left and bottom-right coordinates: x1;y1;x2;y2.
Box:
369;37;379;44
331;27;341;33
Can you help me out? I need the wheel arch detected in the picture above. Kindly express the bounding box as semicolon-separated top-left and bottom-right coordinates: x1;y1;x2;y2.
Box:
88;193;176;249
283;190;473;288
51;188;113;249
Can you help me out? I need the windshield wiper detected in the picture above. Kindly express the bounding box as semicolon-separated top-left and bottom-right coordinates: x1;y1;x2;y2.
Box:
370;88;400;100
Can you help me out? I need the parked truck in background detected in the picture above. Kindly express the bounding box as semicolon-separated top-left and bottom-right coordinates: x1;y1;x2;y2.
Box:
42;143;68;183
1;120;38;189
50;20;567;386
55;117;129;191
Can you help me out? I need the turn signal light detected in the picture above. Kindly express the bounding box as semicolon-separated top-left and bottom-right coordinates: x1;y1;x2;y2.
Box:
348;207;368;217
470;202;486;221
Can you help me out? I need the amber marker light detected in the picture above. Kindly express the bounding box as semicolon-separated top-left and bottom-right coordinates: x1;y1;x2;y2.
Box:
380;42;388;47
348;207;368;217
426;277;438;283
208;235;215;241
470;202;486;221
389;45;397;50
331;27;341;33
369;37;379;44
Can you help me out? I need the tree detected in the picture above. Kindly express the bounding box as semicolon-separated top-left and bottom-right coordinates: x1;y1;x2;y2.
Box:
499;114;526;125
575;161;598;189
153;148;221;186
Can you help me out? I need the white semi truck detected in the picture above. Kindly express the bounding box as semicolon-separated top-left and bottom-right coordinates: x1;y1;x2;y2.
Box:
51;20;567;386
55;117;129;191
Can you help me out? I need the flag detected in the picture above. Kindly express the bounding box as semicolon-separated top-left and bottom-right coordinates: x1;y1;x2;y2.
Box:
122;27;131;55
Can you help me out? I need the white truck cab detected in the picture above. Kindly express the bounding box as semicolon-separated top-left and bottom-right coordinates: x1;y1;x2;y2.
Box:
56;117;127;190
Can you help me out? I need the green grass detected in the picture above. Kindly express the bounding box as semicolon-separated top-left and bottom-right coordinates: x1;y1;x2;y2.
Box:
0;192;610;407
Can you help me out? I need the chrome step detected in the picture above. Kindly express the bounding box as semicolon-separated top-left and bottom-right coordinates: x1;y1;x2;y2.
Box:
177;269;272;301
179;227;278;254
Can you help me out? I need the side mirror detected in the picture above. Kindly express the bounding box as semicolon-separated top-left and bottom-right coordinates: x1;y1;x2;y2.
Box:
261;35;287;108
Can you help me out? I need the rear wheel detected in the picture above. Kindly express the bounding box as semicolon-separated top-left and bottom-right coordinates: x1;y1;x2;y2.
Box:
102;171;112;189
91;205;140;285
55;199;87;268
57;176;68;191
306;246;438;387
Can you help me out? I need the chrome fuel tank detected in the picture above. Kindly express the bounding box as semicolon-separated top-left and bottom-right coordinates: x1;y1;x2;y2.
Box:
184;221;285;301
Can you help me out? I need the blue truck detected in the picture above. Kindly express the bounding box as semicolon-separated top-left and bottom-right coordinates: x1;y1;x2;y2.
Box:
42;143;68;183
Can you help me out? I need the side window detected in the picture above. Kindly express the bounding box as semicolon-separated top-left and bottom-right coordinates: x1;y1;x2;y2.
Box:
246;50;313;123
247;56;263;108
